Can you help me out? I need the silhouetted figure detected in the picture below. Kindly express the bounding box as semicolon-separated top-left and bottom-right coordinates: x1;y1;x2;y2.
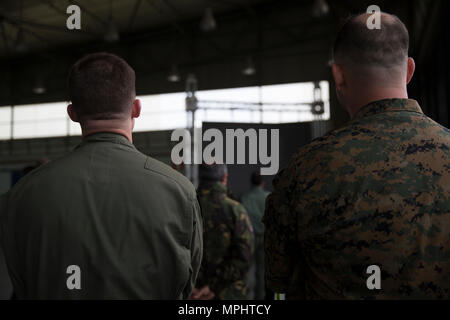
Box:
241;172;269;300
191;164;254;300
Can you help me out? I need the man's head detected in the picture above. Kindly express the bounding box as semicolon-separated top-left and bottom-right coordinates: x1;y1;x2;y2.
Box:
250;171;264;187
67;52;141;140
331;12;415;117
199;164;228;185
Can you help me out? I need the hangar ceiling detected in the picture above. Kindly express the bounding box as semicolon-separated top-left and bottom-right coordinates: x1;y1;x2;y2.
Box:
0;0;271;58
0;0;446;128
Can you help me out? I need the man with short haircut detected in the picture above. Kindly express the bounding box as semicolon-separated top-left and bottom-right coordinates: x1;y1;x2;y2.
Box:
264;13;450;299
0;52;203;299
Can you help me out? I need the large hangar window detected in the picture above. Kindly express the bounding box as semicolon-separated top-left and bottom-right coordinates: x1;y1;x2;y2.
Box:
0;107;12;140
13;102;69;139
0;81;329;140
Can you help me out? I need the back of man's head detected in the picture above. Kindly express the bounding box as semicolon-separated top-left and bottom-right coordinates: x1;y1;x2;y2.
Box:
250;171;263;186
333;12;409;72
68;52;135;121
199;164;228;184
331;12;414;116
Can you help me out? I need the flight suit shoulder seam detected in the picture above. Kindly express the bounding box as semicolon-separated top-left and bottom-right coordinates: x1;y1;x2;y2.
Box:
144;157;196;201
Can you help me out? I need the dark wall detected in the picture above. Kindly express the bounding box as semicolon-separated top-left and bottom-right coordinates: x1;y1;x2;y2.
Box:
409;0;449;128
202;121;312;198
0;246;12;300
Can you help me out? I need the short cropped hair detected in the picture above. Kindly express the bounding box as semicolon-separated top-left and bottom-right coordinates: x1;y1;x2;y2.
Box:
68;52;135;120
333;13;409;69
250;171;263;186
199;164;228;183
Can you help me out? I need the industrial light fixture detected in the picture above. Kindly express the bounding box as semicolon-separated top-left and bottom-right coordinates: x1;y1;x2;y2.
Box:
14;28;28;53
311;0;330;18
104;18;120;43
32;79;46;95
104;0;119;43
200;7;217;32
167;64;181;82
14;0;27;53
242;56;256;76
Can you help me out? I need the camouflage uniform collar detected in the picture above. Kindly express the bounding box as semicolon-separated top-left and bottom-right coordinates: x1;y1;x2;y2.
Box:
76;132;136;149
353;99;423;120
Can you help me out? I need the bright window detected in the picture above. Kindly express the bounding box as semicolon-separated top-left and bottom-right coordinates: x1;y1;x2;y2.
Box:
0;107;12;140
0;81;330;140
13;102;68;139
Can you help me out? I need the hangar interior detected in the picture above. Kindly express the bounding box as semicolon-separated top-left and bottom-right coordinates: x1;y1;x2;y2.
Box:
0;0;448;194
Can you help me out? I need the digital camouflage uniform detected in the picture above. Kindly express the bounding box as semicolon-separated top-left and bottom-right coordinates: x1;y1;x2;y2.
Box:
197;181;254;300
263;99;450;299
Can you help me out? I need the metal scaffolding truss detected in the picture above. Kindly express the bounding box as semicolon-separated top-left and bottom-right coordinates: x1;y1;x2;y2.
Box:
196;99;321;113
185;75;326;130
183;74;329;183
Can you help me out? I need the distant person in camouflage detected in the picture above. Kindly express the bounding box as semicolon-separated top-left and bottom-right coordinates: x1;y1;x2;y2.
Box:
191;164;254;300
263;12;450;299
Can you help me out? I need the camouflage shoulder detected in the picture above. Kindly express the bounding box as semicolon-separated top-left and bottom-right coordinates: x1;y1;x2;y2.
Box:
224;196;250;218
224;196;254;233
224;196;246;212
301;123;353;154
284;121;359;173
419;113;450;138
144;156;196;201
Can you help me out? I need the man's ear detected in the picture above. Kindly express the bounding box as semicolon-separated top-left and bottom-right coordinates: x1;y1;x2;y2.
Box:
222;172;228;185
67;104;79;123
331;63;346;90
406;57;415;85
131;99;141;119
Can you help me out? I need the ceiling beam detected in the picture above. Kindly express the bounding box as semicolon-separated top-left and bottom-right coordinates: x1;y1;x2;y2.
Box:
0;20;9;55
67;0;108;27
126;0;142;32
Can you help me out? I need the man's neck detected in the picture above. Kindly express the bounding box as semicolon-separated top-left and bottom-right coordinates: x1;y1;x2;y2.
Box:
80;119;133;143
348;87;408;119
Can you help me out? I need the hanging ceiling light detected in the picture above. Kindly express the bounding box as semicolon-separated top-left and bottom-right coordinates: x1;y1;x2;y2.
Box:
32;78;46;95
104;0;119;43
14;28;28;53
242;57;256;76
14;0;27;53
311;0;330;18
104;18;120;43
200;7;217;32
167;64;181;82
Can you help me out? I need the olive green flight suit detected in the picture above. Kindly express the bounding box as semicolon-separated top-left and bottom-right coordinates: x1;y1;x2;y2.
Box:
0;132;202;300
